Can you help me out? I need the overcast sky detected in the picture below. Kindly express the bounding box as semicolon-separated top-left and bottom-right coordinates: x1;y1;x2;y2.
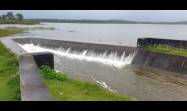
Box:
1;10;187;22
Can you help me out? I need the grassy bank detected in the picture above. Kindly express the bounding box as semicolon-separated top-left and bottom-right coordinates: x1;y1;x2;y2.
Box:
0;42;20;100
0;19;40;25
0;29;23;37
40;66;132;101
144;45;187;57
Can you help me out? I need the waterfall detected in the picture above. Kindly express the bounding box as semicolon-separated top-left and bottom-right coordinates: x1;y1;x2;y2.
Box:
18;43;136;68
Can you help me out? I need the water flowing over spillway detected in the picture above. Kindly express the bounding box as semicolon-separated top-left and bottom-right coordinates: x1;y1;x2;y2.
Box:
18;43;136;68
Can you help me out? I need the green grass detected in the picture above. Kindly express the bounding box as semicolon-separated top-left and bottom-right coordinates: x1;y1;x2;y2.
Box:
0;42;20;101
40;66;132;101
0;19;40;25
144;44;187;57
0;29;23;37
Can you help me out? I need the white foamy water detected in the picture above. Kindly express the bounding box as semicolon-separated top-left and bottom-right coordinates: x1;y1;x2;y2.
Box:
18;43;136;68
91;76;115;92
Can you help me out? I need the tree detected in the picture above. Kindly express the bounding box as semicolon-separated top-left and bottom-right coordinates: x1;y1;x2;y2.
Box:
16;13;23;20
2;15;7;19
6;12;14;19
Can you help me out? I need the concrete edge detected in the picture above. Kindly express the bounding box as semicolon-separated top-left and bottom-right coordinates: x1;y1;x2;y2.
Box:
19;52;54;101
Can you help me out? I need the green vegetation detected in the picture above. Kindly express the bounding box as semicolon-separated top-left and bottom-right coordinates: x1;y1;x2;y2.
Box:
2;26;55;31
144;44;187;57
0;19;40;25
0;29;23;37
40;66;132;101
0;42;20;100
0;12;39;25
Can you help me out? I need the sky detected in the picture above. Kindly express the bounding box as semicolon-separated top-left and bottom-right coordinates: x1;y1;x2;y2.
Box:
1;10;187;22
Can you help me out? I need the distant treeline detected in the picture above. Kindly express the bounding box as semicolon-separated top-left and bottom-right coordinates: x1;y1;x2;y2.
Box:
28;19;187;24
0;12;40;25
0;19;40;25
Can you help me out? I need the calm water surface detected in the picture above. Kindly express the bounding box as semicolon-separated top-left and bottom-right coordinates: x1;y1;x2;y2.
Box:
9;22;187;46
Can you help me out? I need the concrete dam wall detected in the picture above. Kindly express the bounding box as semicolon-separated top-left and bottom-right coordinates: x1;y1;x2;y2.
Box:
131;49;187;74
13;37;187;75
137;38;187;49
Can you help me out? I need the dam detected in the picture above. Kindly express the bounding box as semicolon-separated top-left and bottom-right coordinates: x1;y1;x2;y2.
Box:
2;37;187;101
14;38;137;68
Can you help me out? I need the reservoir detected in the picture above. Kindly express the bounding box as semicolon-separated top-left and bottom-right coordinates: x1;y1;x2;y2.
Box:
5;22;187;46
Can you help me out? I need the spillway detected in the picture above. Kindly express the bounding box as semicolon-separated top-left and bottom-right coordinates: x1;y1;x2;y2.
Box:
18;43;136;68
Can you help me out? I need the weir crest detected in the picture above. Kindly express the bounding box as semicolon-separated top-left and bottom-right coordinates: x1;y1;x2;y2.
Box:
18;43;137;68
